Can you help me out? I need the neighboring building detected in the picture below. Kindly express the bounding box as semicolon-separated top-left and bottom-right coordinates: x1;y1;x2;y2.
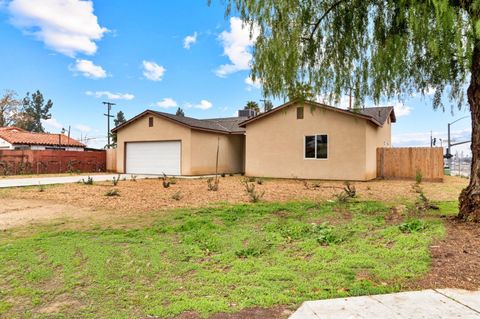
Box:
0;127;85;151
112;100;396;180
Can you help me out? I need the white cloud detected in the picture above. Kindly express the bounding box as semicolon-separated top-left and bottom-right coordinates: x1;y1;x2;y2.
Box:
74;124;92;133
7;0;107;57
194;100;213;110
155;98;178;108
215;17;259;77
245;76;261;90
142;60;165;81
393;128;471;155
70;59;106;79
393;102;412;117
85;91;134;100
183;32;197;49
41;117;63;130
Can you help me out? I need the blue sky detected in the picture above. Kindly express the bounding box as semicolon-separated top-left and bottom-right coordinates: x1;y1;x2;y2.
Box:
0;0;472;154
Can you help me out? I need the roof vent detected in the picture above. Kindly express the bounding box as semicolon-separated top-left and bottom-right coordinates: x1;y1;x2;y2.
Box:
238;109;257;118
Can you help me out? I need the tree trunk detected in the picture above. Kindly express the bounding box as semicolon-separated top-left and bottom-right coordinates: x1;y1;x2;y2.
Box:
459;43;480;222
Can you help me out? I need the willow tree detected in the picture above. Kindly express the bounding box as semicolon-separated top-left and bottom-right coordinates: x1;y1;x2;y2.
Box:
216;0;480;221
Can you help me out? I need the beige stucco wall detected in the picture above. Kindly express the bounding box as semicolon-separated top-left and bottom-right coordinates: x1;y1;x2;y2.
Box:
365;119;392;179
190;131;245;174
245;103;381;181
116;114;192;174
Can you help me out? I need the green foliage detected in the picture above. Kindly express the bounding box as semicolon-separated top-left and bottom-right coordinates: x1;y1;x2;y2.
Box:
112;174;121;186
175;107;185;117
399;219;427;233
0;201;444;318
0;89;20;127
415;169;423;184
105;189;120;197
16;90;53;132
81;176;94;185
263;99;274;112
244;180;264;202
161;173;171;188
218;1;475;110
244;100;260;113
111;111;127;145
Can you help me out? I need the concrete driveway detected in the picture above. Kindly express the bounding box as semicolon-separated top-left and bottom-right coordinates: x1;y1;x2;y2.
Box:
290;289;480;319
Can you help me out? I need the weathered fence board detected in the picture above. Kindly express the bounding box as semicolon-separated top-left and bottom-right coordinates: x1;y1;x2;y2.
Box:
106;148;117;172
377;147;444;181
0;150;106;175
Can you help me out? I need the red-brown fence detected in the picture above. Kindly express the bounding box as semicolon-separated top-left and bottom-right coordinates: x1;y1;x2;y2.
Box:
0;150;106;175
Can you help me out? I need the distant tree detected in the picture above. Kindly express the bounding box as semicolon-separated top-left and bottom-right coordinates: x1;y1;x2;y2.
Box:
0;90;20;127
176;107;185;117
111;111;127;145
245;101;260;113
263;100;274;112
17;90;52;132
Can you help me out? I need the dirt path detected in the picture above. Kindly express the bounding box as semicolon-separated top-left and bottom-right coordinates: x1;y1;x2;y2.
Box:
0;199;96;230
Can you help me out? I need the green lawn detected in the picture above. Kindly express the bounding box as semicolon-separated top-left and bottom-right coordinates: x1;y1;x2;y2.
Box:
0;200;446;318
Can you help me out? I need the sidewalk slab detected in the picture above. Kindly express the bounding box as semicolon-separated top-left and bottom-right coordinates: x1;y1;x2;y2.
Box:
290;289;480;319
437;289;480;313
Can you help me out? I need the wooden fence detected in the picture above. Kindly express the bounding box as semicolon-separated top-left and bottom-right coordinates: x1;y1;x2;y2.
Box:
106;148;117;172
377;147;444;181
0;149;106;175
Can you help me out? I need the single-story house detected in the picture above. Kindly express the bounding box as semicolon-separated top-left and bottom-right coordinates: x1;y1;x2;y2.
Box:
0;127;85;151
112;100;396;180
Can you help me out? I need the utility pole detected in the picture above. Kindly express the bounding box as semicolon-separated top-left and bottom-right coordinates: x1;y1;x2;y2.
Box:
446;115;469;168
103;101;115;148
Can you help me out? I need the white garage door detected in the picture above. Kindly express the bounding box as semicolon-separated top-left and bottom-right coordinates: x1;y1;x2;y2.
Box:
126;141;181;175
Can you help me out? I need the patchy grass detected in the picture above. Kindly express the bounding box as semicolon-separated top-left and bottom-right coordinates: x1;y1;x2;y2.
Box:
0;201;445;318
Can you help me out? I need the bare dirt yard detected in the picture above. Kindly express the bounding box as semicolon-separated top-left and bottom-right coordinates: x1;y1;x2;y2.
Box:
0;175;468;229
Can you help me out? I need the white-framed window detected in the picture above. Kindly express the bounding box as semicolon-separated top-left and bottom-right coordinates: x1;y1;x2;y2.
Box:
305;135;328;159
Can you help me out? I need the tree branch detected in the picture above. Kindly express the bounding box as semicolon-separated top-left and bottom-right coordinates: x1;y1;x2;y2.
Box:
308;0;346;40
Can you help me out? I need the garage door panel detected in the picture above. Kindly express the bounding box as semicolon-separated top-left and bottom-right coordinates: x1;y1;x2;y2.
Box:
126;141;181;175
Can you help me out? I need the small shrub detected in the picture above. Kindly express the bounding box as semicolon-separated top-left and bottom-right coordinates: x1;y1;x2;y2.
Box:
256;178;264;185
112;174;121;186
312;223;340;245
247;176;256;183
415;169;423;184
229;173;234;176
244;181;264;202
235;247;261;258
335;191;350;203
207;177;219;191
82;176;94;185
171;191;182;201
240;172;245;176
130;175;137;182
161;173;170;188
343;181;356;197
221;173;226;178
105;189;120;197
399;219;427;233
170;177;177;185
38;184;46;192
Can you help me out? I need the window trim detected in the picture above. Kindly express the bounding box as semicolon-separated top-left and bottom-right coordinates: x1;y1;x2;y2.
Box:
304;134;329;160
296;106;304;119
148;116;154;127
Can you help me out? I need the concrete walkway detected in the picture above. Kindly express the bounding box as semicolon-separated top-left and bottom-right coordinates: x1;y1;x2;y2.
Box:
0;173;217;188
290;289;480;319
0;174;127;188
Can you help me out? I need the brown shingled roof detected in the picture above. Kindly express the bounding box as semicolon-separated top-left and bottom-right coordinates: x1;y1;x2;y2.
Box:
0;127;85;147
112;110;248;134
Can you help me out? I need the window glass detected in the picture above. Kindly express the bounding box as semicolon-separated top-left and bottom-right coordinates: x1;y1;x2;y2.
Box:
316;135;328;159
305;136;315;158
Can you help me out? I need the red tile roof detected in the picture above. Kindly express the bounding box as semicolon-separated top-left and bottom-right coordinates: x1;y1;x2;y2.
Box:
0;127;85;147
